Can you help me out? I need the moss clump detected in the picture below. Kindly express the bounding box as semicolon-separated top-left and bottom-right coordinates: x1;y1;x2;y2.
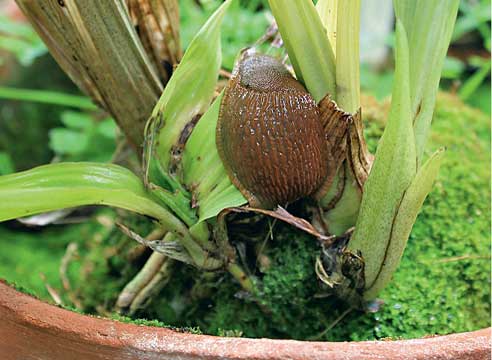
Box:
0;218;100;301
0;92;489;341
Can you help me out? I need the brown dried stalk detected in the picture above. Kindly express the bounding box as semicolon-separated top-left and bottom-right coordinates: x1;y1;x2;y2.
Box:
15;0;181;151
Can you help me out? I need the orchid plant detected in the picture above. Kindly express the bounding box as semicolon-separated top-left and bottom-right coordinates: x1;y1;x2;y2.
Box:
1;0;458;311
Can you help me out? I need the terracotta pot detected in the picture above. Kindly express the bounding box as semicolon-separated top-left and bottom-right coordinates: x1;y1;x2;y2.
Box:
0;281;489;360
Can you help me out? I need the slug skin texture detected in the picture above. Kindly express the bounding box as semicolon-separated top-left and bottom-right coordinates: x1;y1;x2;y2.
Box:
217;53;330;208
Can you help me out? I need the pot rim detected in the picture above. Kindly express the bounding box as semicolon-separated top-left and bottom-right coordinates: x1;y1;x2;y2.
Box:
0;280;490;360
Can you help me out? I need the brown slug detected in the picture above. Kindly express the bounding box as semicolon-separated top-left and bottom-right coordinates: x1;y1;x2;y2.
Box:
216;52;330;209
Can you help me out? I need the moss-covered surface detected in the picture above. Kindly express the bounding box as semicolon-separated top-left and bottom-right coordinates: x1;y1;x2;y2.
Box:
0;93;489;341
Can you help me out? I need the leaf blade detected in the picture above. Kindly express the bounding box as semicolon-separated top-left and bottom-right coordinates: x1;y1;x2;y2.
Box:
394;0;459;165
147;0;232;178
0;162;168;222
364;148;445;299
268;0;336;102
348;20;417;288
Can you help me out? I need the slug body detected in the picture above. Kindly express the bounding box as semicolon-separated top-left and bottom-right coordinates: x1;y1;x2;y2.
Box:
216;53;329;208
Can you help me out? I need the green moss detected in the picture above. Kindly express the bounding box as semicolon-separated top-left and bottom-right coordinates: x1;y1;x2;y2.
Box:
0;218;100;301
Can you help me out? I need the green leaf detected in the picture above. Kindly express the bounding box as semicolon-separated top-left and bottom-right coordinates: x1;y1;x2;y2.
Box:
458;59;492;101
96;118;117;139
60;111;93;130
0;163;169;223
335;0;360;113
49;129;89;155
321;167;363;236
348;21;417;288
0;162;215;269
182;94;246;222
146;0;232;185
268;0;336;102
394;0;459;166
364;148;445;299
316;0;337;53
441;56;466;79
0;15;47;66
0;87;97;110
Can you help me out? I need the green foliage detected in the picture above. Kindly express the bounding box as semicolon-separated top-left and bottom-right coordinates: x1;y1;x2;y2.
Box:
148;0;246;229
180;0;269;71
148;0;231;178
182;94;246;222
268;0;336;102
0;87;96;109
349;1;460;297
394;0;459;164
458;57;491;102
364;148;444;299
49;111;117;162
0;152;14;175
0;15;47;66
453;0;491;51
349;22;417;289
0;162;170;223
335;0;360;113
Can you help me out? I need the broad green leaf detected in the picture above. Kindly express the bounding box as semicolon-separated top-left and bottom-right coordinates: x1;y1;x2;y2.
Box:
0;163;169;223
348;21;417;288
364;148;445;299
182;94;246;222
394;0;459;166
146;0;232;184
268;0;336;102
0;162;215;269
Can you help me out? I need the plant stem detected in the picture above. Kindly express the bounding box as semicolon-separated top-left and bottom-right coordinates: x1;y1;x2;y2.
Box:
0;86;97;110
116;247;168;312
227;262;254;293
128;257;173;315
316;0;338;56
335;0;360;113
116;229;170;312
268;0;336;102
